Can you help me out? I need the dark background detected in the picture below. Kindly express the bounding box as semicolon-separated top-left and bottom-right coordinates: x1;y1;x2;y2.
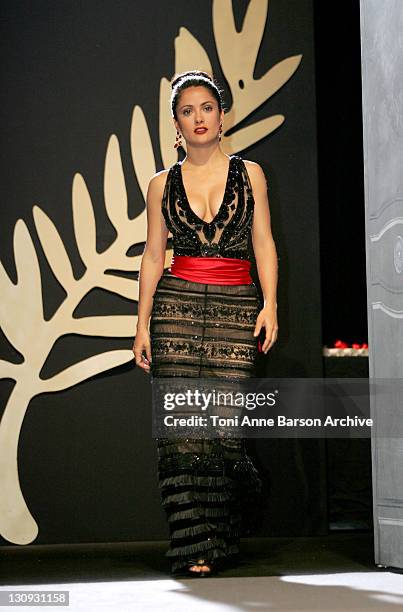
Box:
314;1;367;347
0;0;370;547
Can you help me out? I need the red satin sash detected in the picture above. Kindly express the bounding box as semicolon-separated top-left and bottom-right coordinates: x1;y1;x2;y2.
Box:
169;255;253;285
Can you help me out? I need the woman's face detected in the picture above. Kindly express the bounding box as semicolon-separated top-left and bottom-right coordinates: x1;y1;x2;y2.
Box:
174;85;223;147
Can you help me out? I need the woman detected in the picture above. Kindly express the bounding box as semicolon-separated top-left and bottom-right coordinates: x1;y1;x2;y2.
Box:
133;70;278;576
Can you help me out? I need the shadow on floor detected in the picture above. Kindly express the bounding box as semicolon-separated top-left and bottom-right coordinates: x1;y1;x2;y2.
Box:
0;532;383;586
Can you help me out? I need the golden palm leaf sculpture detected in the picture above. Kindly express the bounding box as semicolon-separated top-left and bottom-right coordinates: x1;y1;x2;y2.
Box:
0;0;302;544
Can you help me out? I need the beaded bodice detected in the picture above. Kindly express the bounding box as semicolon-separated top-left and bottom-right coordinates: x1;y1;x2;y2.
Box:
162;155;254;260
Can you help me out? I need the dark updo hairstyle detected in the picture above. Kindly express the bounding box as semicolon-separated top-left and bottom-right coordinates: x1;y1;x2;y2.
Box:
170;70;226;120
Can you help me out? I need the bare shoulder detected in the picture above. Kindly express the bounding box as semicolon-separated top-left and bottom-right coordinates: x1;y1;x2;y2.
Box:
148;168;170;190
242;159;268;188
147;168;170;200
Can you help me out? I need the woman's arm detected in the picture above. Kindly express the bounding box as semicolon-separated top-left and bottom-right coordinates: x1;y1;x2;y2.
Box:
246;160;279;353
133;170;169;371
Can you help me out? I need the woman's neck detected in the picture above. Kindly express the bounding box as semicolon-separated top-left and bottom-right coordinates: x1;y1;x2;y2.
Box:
181;145;229;170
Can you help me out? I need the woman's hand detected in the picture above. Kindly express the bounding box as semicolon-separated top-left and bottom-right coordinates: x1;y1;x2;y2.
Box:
132;328;152;374
253;304;278;354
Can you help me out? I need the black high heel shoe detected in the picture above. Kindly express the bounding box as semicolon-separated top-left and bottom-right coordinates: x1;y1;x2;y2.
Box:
186;558;218;577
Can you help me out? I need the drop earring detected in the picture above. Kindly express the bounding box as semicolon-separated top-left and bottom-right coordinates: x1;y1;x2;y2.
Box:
219;124;223;142
174;130;182;149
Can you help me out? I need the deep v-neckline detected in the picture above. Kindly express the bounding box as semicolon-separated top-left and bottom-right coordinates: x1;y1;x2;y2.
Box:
178;155;233;225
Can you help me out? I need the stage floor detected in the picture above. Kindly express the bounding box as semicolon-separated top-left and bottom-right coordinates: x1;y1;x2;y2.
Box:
1;533;401;611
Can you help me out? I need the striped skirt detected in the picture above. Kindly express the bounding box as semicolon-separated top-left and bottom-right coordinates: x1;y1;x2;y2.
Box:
149;270;264;574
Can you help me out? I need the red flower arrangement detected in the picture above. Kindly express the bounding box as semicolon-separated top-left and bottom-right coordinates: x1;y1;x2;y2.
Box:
334;339;368;349
323;340;369;357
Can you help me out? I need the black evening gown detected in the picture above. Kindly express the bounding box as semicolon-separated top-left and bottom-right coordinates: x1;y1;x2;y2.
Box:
150;154;264;574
